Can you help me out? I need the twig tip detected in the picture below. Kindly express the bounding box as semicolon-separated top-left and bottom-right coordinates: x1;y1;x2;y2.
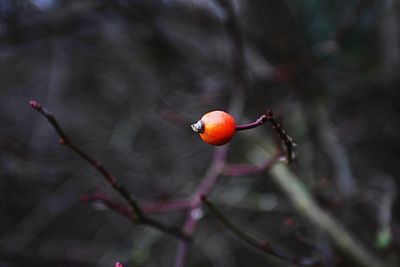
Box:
29;100;40;109
265;109;273;119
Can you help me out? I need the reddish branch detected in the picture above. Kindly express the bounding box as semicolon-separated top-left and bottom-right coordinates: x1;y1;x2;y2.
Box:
176;0;297;265
175;147;228;267
175;112;297;265
29;77;296;267
83;192;192;215
202;197;321;266
81;192;133;219
142;199;192;214
223;150;281;176
235;114;269;131
29;101;301;266
29;100;189;241
236;110;296;163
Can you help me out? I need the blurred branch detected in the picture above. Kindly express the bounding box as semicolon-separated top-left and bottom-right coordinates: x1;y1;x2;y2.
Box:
175;147;228;267
175;0;249;265
269;163;386;267
29;100;189;241
174;0;298;265
142;199;192;214
29;100;143;216
80;192;133;220
214;0;246;117
83;193;192;215
202;197;321;266
318;107;356;197
223;150;281;176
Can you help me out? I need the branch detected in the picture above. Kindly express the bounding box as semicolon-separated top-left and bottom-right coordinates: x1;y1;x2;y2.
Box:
223;151;281;176
81;192;133;220
174;145;228;267
29;100;189;241
269;163;386;267
84;193;192;216
213;0;247;116
265;110;296;164
175;0;276;264
141;199;192;214
202;197;321;266
236;110;296;163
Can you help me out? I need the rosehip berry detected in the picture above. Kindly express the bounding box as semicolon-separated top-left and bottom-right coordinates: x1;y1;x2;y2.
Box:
191;110;236;146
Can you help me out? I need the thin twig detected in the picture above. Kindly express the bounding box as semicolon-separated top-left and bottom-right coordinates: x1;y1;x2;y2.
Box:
29;100;189;241
174;147;228;267
202;197;321;266
141;199;192;214
235;110;296;163
214;0;246;117
82;193;192;215
175;241;190;267
81;192;133;220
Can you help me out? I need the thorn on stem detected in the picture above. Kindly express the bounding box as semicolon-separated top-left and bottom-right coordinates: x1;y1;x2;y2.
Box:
29;100;40;109
200;195;207;202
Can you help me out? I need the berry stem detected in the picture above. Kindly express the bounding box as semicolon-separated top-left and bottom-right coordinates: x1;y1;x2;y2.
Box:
236;110;296;163
235;114;268;131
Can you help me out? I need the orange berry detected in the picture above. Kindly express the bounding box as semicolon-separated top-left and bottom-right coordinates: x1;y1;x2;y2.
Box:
191;110;236;146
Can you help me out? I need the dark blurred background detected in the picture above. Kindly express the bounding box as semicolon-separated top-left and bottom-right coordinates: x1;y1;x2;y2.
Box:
0;0;399;266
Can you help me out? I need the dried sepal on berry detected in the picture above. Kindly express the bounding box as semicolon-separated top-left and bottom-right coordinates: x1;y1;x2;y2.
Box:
191;110;236;146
